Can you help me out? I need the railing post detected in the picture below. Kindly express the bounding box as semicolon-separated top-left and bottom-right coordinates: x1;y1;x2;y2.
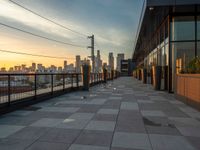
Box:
71;74;73;88
63;74;65;91
76;74;79;87
82;64;90;91
111;70;114;80
103;68;107;83
34;74;37;99
8;74;11;106
51;74;53;95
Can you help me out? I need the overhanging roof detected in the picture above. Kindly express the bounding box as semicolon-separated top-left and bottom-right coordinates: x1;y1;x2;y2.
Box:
133;0;200;63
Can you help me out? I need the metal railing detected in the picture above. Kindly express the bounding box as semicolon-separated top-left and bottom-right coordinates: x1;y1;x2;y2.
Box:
0;73;83;106
0;71;120;112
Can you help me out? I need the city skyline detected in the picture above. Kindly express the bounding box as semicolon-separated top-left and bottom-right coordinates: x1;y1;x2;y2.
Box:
0;52;126;73
0;0;143;68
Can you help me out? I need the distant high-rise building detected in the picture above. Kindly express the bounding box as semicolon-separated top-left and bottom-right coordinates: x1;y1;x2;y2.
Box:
116;53;125;72
50;65;57;73
37;64;45;72
21;64;26;72
64;60;67;72
108;52;114;71
0;67;6;72
103;63;107;69
95;50;103;72
75;55;81;73
58;66;63;73
32;63;36;72
67;63;75;73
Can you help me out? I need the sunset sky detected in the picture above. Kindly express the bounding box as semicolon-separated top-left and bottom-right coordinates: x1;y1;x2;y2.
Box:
0;0;143;69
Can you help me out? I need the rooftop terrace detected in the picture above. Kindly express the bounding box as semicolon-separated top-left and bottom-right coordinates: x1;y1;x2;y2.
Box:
0;77;200;150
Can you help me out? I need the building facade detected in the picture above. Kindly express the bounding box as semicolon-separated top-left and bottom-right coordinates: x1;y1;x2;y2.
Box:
108;52;114;72
95;50;103;73
75;55;81;73
116;53;125;72
133;0;200;92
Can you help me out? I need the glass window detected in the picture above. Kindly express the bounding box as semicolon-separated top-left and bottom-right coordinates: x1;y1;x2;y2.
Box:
153;49;157;66
171;42;195;92
165;20;168;39
198;42;200;57
160;26;165;44
165;44;169;66
161;46;166;67
171;16;195;41
197;16;200;40
157;48;161;66
171;42;195;74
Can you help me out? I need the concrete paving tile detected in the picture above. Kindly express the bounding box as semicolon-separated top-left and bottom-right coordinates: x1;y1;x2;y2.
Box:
112;132;151;150
0;138;35;150
97;109;119;115
74;130;113;146
8;126;49;140
141;110;166;117
149;134;196;150
39;107;79;113
169;101;185;105
111;148;144;150
26;141;69;150
56;119;89;129
108;97;122;100
85;121;115;131
137;100;154;104
116;120;146;133
55;101;88;105
186;137;200;150
87;99;107;105
7;110;34;116
68;144;109;150
77;105;101;113
92;114;117;121
0;125;24;138
163;110;189;118
120;102;139;110
0;116;38;126
177;127;200;137
169;117;200;127
68;113;95;120
30;118;63;127
39;128;80;144
145;125;181;135
28;111;72;119
186;112;200;119
118;110;142;120
179;107;199;114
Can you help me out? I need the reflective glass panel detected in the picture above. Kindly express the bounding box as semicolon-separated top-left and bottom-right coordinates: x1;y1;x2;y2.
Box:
171;16;195;41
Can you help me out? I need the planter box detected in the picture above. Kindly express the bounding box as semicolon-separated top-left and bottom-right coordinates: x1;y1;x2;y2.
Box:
152;66;162;90
176;74;200;110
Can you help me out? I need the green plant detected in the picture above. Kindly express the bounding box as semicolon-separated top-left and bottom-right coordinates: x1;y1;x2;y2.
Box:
183;56;200;74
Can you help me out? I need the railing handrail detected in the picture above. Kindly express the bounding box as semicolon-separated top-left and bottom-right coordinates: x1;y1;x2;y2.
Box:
0;73;82;76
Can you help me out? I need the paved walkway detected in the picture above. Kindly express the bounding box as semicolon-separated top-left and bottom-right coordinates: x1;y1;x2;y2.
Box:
0;77;200;150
